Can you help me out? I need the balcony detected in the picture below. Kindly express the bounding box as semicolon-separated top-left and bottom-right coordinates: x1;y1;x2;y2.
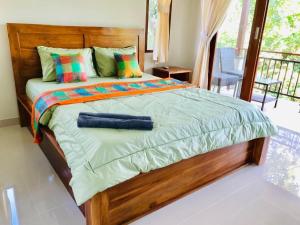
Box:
212;49;300;132
255;50;300;101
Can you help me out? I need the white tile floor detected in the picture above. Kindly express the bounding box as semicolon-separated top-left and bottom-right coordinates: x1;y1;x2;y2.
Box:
1;125;300;225
213;85;300;133
261;99;300;133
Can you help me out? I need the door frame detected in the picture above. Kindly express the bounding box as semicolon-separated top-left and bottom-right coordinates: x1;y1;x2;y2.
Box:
207;0;270;101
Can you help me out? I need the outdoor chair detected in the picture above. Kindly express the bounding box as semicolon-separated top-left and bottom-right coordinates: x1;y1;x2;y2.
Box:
212;48;242;96
220;47;244;78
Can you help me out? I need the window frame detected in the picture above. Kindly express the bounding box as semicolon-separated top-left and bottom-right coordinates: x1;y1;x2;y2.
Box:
145;0;172;53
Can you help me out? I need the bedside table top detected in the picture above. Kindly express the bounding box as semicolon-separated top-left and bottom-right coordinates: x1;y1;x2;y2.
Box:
153;66;192;75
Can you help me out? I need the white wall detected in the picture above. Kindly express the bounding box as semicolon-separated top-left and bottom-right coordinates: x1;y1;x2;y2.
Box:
0;0;198;121
169;0;199;69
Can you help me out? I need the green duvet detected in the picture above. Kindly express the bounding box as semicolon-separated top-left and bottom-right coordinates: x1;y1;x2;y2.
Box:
44;87;277;205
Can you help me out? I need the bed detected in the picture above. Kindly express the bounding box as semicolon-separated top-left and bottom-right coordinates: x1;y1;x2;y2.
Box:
7;23;276;225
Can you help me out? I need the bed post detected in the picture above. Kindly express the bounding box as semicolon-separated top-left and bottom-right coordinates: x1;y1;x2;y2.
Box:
252;137;270;165
85;192;110;225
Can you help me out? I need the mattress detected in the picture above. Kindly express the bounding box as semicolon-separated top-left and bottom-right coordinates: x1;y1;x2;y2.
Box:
42;86;276;205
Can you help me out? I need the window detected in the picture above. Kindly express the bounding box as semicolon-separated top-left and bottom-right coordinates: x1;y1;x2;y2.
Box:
145;0;172;52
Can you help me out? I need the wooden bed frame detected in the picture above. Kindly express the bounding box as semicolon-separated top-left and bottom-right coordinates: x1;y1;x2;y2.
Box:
7;23;270;225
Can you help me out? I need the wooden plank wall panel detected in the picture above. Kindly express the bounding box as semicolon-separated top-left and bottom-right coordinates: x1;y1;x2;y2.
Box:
19;49;42;77
85;34;138;49
18;33;84;49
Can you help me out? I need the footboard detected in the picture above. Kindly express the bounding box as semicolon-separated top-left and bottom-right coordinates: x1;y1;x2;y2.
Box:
85;137;269;225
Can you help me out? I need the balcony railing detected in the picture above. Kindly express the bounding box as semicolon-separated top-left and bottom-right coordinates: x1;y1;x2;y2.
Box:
256;50;300;100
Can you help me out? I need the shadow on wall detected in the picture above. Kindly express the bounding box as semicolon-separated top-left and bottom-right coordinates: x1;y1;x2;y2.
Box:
144;53;167;74
0;23;18;120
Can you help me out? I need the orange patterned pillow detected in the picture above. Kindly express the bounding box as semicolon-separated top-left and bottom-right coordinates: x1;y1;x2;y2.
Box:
114;53;142;78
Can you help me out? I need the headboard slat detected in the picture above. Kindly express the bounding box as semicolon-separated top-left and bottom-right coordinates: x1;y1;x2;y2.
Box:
19;33;84;49
85;35;138;48
7;23;145;96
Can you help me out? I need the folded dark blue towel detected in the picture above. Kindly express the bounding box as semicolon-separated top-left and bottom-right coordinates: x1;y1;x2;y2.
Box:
79;112;151;121
77;115;153;130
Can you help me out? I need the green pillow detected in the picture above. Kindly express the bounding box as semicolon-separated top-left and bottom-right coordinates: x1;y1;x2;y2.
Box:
37;46;97;81
93;46;136;77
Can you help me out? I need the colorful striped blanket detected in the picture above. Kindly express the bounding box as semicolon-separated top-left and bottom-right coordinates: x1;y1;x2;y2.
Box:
32;78;190;143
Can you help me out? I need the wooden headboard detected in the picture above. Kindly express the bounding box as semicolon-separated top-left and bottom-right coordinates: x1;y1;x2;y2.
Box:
7;23;145;96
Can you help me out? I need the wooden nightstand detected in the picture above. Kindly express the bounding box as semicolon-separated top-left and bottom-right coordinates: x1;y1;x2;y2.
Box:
152;66;192;82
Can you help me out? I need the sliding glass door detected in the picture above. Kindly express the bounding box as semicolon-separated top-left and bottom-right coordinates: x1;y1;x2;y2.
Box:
209;0;269;101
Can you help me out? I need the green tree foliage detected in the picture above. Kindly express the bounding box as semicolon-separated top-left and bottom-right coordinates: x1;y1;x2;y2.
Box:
262;0;300;54
218;0;300;54
147;0;158;50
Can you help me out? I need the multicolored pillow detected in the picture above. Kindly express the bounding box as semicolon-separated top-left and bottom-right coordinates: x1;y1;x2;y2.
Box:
51;53;87;83
93;46;136;77
38;46;97;82
114;53;142;79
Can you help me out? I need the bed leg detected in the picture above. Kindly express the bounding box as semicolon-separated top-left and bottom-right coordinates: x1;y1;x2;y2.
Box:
252;137;270;165
17;101;29;127
85;192;110;225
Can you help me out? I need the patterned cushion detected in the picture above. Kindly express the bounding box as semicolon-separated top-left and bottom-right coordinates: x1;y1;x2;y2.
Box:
38;46;97;82
114;53;143;78
51;53;87;83
93;46;136;77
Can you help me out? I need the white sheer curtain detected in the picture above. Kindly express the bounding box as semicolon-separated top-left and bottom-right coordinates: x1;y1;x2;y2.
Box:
153;0;172;63
192;0;232;88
